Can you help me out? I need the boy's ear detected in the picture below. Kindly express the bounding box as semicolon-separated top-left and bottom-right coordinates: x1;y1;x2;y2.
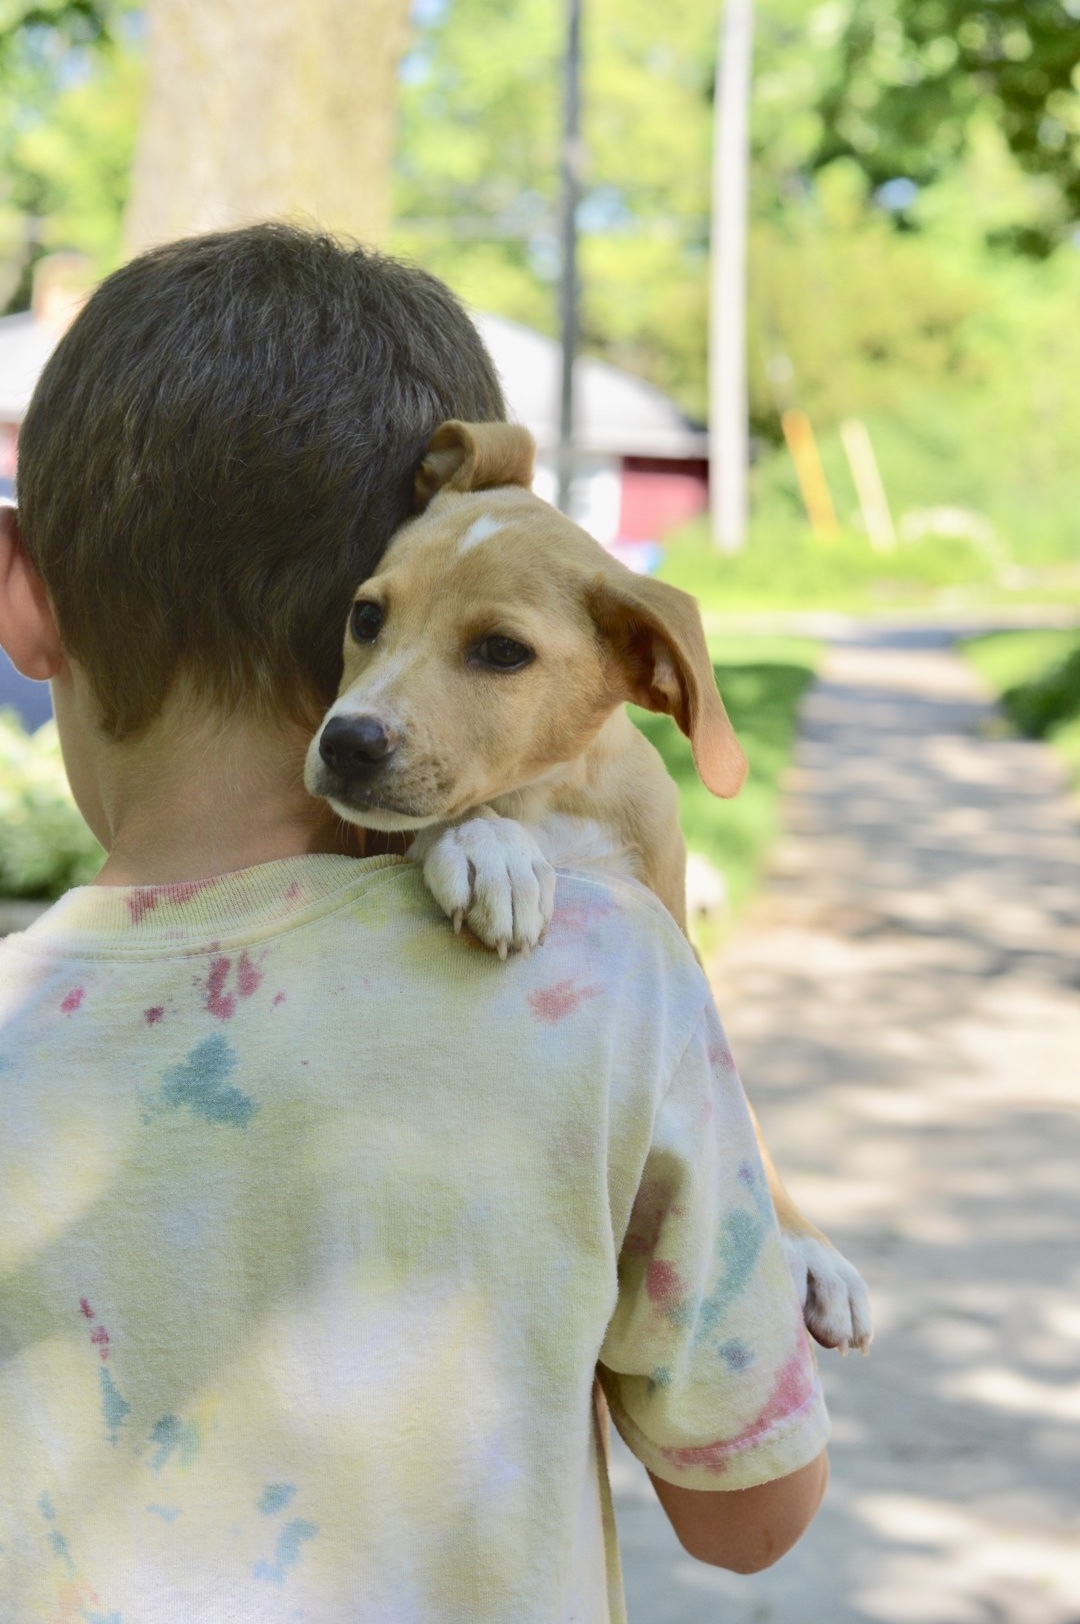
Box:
586;567;747;799
0;506;65;680
413;420;536;510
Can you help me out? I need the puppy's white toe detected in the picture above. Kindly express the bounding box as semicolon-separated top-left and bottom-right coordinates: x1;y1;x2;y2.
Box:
413;813;556;955
783;1234;873;1355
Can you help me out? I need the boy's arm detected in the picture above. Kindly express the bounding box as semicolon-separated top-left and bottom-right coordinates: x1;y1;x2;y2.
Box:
599;997;832;1568
647;1449;829;1573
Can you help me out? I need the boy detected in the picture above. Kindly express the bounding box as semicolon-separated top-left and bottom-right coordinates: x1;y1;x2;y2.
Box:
0;224;828;1622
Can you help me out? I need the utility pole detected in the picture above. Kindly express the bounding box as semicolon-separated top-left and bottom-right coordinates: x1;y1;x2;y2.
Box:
709;0;755;552
556;0;583;516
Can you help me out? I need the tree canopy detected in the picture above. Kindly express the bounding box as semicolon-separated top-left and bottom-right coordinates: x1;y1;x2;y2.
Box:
816;0;1080;254
0;0;116;56
1;0;1079;556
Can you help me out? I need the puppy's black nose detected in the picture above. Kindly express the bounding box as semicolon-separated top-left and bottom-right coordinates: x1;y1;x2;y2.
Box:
318;715;397;774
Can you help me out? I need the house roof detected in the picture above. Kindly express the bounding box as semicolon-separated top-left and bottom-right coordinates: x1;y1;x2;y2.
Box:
0;303;708;462
473;312;706;461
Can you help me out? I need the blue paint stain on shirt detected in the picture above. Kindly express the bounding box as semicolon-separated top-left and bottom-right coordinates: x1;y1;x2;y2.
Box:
158;1034;257;1127
100;1368;131;1444
37;1492;56;1520
49;1528;76;1575
146;1503;181;1522
148;1413;200;1473
672;1208;765;1342
259;1483;297;1515
717;1339;754;1371
80;1611;123;1623
253;1519;319;1584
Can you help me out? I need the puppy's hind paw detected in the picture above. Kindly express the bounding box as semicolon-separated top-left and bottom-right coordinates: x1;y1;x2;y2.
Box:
412;811;556;956
783;1234;873;1355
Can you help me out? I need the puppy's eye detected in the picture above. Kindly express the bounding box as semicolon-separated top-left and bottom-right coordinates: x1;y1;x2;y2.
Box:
471;635;535;672
350;600;383;643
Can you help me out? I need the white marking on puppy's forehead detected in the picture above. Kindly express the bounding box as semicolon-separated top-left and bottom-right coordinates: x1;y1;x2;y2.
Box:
457;513;506;556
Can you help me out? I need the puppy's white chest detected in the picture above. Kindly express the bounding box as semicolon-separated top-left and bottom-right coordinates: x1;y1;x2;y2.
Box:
511;809;637;880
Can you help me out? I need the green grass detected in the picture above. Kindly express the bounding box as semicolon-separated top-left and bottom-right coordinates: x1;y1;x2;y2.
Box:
631;638;820;946
962;629;1080;692
962;629;1080;790
656;513;1080;619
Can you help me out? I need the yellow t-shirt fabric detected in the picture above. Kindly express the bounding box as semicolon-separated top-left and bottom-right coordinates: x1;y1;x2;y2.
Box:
0;854;828;1623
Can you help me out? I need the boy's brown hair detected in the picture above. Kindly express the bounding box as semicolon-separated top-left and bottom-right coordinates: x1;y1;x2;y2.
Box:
16;223;506;738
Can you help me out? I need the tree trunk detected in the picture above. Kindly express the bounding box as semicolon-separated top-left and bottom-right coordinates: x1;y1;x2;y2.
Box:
124;0;412;256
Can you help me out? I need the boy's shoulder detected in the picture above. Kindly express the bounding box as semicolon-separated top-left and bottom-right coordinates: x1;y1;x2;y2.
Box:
0;856;712;1107
1;854;702;972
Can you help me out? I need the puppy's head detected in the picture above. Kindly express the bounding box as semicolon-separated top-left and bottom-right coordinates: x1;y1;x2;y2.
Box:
305;420;746;829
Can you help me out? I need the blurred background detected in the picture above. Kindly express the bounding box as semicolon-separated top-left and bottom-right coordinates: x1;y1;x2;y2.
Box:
0;3;1078;1620
2;0;1080;909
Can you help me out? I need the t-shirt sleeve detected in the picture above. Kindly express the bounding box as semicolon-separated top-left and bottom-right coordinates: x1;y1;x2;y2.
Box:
598;1000;830;1492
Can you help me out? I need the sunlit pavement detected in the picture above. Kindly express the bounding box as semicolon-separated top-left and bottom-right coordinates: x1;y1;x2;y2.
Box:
613;624;1080;1624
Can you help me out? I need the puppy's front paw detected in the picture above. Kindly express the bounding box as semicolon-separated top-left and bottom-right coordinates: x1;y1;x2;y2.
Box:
783;1234;873;1356
413;814;557;958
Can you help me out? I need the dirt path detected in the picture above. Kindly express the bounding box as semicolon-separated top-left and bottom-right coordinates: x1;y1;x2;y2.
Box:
612;626;1080;1624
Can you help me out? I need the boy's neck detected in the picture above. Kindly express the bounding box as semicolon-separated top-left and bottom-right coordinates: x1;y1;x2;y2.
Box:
53;672;359;887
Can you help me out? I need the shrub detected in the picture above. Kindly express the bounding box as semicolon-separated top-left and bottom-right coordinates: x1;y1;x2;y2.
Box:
1002;646;1080;739
0;710;103;898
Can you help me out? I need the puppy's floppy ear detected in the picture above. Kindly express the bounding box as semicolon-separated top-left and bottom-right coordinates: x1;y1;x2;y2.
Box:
414;420;536;510
587;569;747;799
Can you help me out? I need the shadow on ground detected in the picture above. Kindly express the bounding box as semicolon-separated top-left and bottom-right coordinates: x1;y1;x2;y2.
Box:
612;626;1080;1624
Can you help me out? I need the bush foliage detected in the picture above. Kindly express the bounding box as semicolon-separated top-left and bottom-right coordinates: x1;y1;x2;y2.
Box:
631;646;819;925
0;709;102;897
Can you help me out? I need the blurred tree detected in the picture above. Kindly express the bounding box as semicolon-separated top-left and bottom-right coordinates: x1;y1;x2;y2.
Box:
393;0;718;416
746;164;987;443
0;0;115;56
393;0;1004;421
125;0;412;253
0;0;137;309
816;0;1080;253
2;0;1079;560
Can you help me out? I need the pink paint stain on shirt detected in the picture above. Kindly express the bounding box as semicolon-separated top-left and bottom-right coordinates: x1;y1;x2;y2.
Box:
235;950;263;1000
624;1178;677;1258
60;987;85;1015
144;1006;165;1024
79;1299;113;1361
128;889;159;925
527;978;604;1026
645;1259;685;1310
168;880;213;906
271;991;286;1007
284;880;302;903
202;949;266;1020
659;1338;817;1477
708;1040;736;1074
546;893;618;944
205;957;236;1020
129;878;213;925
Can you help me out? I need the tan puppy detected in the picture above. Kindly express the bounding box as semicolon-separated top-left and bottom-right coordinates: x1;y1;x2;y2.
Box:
306;420;872;1354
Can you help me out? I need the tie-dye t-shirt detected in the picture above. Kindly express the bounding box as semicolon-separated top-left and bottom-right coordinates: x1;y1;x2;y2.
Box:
0;854;827;1624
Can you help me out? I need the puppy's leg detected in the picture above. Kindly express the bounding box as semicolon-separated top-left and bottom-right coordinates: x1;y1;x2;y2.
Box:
410;809;556;959
747;1102;873;1355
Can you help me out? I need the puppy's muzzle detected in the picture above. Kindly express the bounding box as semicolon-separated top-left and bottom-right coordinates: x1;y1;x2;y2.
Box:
318;715;398;778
